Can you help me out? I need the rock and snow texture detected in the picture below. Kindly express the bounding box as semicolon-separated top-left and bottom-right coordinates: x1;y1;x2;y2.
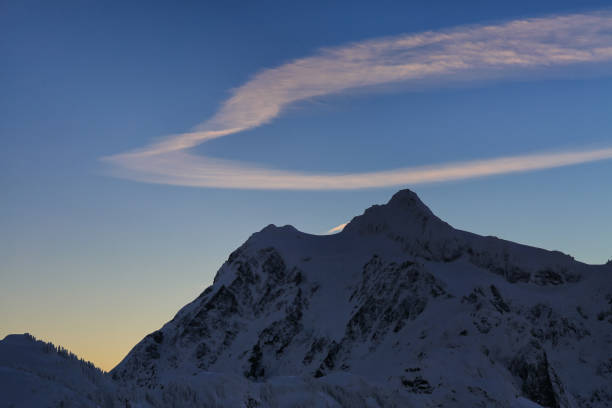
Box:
2;190;612;407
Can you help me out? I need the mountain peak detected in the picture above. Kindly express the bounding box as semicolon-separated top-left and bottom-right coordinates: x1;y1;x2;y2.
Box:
386;189;434;216
260;224;299;233
1;333;36;346
342;189;444;236
249;224;301;243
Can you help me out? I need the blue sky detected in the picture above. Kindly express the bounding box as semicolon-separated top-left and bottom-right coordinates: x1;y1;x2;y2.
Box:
1;0;612;370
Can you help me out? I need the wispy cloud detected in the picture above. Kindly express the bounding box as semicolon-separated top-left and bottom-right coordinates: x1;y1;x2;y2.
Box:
327;222;348;234
103;11;612;190
104;147;612;189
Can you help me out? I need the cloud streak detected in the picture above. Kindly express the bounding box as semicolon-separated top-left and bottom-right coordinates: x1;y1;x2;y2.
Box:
104;11;612;190
105;147;612;189
327;223;348;234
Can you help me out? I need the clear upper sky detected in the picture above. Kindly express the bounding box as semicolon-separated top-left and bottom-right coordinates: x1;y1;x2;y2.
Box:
2;0;612;371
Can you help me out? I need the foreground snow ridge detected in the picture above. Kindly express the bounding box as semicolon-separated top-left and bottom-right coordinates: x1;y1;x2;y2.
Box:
2;189;611;407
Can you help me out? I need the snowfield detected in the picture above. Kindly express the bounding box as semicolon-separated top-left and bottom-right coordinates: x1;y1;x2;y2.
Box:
2;190;611;407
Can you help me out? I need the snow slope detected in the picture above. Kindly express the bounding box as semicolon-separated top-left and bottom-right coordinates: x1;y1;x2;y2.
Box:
0;334;116;407
2;190;611;407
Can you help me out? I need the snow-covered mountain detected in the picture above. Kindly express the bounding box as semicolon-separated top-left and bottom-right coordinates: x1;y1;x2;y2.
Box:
2;189;611;407
0;333;116;407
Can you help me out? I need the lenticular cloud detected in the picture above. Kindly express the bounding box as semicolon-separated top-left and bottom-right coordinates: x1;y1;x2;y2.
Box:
104;11;612;190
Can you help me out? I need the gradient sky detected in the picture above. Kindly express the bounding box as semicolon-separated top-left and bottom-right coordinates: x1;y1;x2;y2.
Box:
2;0;612;371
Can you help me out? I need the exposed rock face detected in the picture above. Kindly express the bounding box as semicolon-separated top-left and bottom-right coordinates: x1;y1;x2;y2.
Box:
3;189;610;407
509;343;558;407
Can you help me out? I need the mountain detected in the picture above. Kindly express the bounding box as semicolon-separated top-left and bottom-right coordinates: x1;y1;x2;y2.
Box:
0;333;116;407
2;189;611;407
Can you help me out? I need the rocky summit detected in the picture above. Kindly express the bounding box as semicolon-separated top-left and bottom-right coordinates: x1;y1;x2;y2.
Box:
2;190;611;407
